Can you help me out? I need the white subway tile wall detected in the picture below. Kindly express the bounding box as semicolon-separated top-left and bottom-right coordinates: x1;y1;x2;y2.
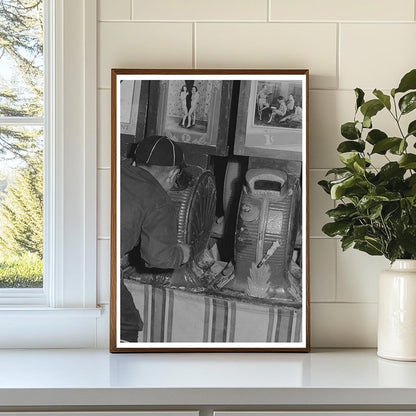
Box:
97;168;111;239
310;239;336;302
311;303;378;347
97;0;416;347
196;23;338;89
99;0;131;21
270;0;415;22
98;89;111;168
309;170;334;237
339;24;416;90
336;246;390;303
97;239;110;305
98;22;193;88
132;0;268;21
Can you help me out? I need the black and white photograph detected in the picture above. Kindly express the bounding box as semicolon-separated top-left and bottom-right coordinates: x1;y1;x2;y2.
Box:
254;80;303;129
234;78;305;161
153;79;232;155
110;70;309;352
162;80;219;146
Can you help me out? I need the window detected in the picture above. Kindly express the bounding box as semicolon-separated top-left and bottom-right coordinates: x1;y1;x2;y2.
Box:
0;0;101;348
0;0;44;291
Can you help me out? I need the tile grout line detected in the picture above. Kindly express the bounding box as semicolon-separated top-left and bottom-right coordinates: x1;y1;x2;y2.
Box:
334;230;339;303
130;0;133;20
97;19;415;24
311;301;378;305
193;22;197;68
267;0;271;22
309;236;338;239
336;22;340;90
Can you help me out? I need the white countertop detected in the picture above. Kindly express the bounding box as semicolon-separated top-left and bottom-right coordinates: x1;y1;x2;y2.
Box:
0;348;416;408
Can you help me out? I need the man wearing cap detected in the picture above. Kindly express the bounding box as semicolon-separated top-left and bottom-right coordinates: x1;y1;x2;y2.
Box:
120;135;191;342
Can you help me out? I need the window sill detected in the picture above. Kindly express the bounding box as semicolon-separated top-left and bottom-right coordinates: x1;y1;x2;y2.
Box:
0;307;104;348
0;306;102;315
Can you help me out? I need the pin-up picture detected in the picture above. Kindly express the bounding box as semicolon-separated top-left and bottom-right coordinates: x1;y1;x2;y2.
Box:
235;76;306;161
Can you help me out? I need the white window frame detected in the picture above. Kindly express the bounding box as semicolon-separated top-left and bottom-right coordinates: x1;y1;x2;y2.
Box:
0;0;101;348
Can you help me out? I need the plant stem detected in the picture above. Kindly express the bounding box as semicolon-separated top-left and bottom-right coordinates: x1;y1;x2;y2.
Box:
390;97;406;139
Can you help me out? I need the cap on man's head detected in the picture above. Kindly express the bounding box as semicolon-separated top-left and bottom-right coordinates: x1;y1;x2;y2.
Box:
135;135;185;167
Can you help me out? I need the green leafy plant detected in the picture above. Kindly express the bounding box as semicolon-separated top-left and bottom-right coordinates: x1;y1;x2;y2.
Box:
319;69;416;262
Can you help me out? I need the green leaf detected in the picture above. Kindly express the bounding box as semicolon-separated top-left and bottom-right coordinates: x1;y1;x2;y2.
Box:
330;175;364;200
386;240;403;263
373;89;391;110
354;241;383;256
369;203;383;219
366;129;387;145
341;235;355;251
395;69;416;94
360;99;384;119
339;152;360;166
341;122;360;140
330;176;353;200
362;115;372;129
353;158;366;174
384;203;400;222
407;196;416;207
405;175;416;197
378;162;406;181
325;167;352;176
391;88;396;98
353;224;374;240
326;203;356;219
406;174;416;187
398;227;416;255
399;92;416;115
371;137;402;154
408;120;416;138
399;154;416;169
355;88;365;110
357;195;389;211
318;180;331;194
337;140;365;153
390;139;408;155
322;221;351;237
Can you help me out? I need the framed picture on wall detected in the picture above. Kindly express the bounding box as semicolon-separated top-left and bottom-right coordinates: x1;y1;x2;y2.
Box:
145;79;233;156
110;69;309;352
118;79;150;160
119;79;142;136
235;72;307;161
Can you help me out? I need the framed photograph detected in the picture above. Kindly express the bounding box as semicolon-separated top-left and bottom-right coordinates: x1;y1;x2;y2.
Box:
235;72;307;161
110;69;309;352
146;79;232;156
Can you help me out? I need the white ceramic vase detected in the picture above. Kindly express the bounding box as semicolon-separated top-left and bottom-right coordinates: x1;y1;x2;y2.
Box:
378;259;416;361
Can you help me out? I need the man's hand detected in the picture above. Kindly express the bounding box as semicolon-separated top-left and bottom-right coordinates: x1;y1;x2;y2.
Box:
179;243;191;263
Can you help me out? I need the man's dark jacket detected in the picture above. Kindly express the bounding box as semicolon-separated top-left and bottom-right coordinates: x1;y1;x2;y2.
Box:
120;161;183;341
121;161;183;266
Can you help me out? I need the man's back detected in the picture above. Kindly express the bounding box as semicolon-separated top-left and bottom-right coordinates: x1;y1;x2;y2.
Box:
120;160;183;269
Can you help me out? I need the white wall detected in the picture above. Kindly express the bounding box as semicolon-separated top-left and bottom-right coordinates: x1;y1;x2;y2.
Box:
96;0;416;348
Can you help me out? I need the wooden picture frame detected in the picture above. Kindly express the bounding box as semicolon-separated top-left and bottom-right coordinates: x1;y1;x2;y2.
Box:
110;69;310;352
